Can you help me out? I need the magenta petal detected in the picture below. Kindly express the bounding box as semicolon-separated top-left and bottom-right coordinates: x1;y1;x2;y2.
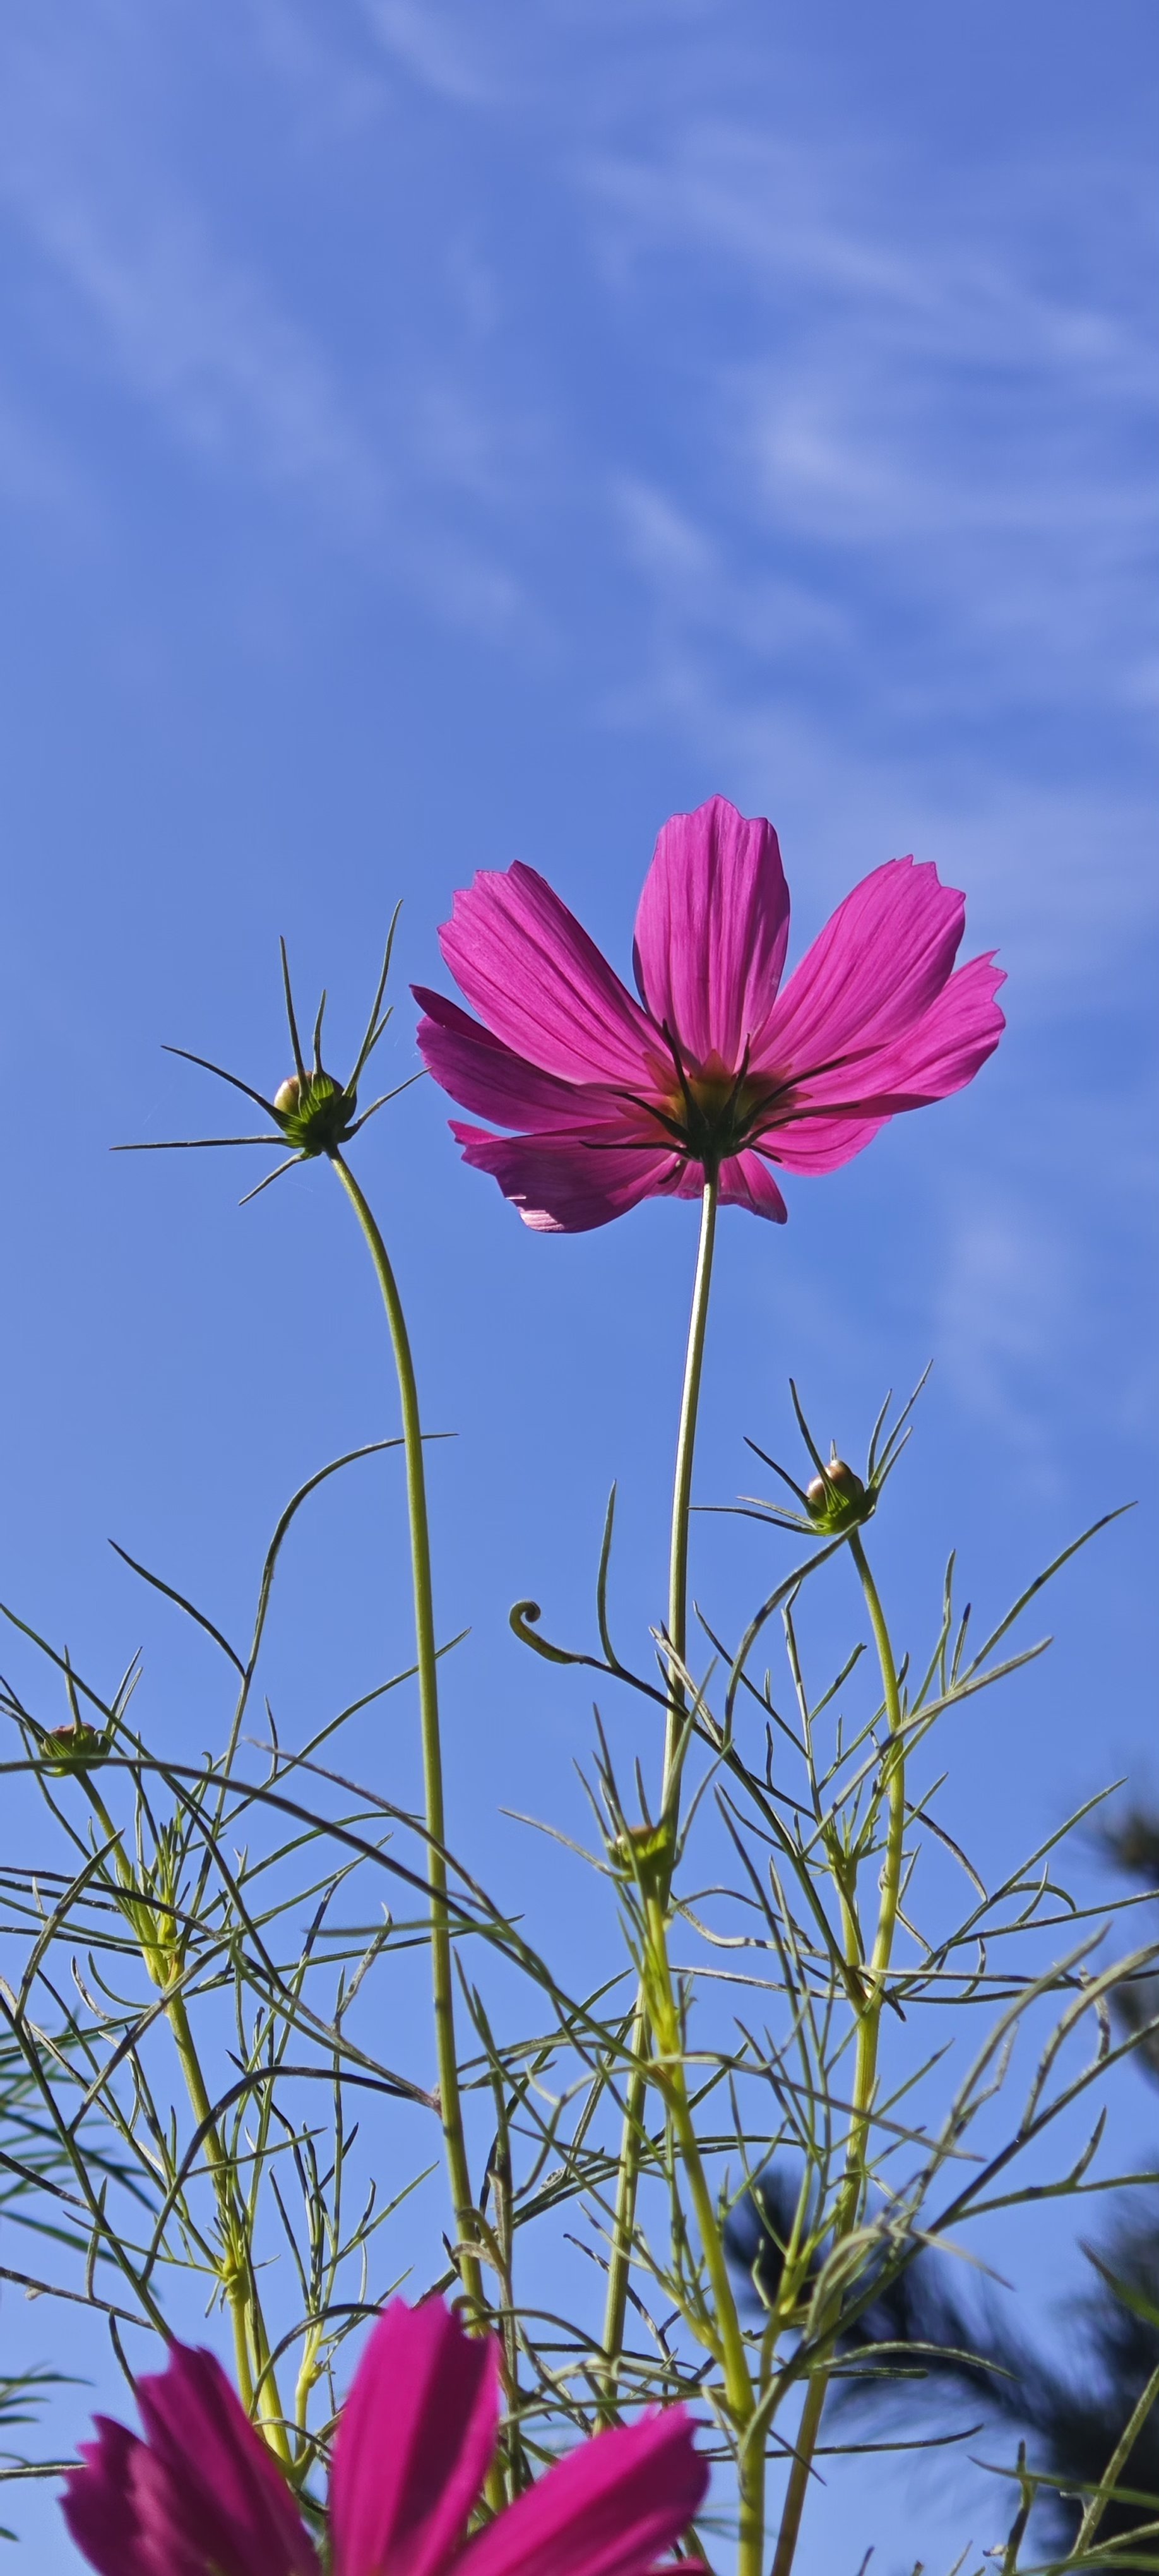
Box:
761;1114;889;1175
329;2300;498;2576
717;1149;788;1220
633;797;790;1073
461;2408;708;2576
755;857;968;1080
135;2347;317;2576
61;2421;155;2576
450;1124;680;1232
438;865;657;1087
792;951;1006;1114
62;2347;318;2576
413;990;630;1137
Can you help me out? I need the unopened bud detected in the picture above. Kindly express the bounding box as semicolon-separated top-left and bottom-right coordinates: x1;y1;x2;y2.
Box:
271;1069;357;1155
804;1457;871;1534
45;1721;108;1775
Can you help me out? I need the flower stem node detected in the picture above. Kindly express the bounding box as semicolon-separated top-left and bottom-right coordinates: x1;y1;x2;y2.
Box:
272;1068;359;1157
614;1818;676;1899
804;1457;874;1537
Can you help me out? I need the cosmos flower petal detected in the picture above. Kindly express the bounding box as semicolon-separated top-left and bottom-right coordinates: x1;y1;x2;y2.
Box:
63;2347;318;2576
329;2300;498;2576
61;2422;157;2576
717;1150;789;1220
782;951;1006;1115
753;858;969;1080
449;1124;681;1232
667;1151;788;1219
135;2349;317;2576
759;1114;889;1174
438;865;657;1086
633;797;790;1071
413;989;631;1136
460;2409;708;2576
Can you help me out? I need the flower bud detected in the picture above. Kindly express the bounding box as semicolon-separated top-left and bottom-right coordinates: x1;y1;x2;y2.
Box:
45;1721;108;1775
272;1069;357;1155
804;1457;871;1534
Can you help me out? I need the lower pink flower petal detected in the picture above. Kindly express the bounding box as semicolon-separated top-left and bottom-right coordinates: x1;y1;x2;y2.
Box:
438;864;657;1088
413;989;631;1137
718;1149;788;1220
329;2301;498;2576
668;1151;787;1218
62;2347;318;2576
633;796;790;1072
752;857;967;1082
460;2408;708;2576
450;1125;681;1232
61;2421;156;2576
760;1114;889;1175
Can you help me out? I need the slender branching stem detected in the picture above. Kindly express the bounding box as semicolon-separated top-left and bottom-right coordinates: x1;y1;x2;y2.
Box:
770;1529;905;2576
643;1886;764;2576
600;1174;719;2408
74;1776;289;2452
328;1151;485;2322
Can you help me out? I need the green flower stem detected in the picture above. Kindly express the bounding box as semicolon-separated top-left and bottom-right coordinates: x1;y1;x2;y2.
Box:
663;1172;719;1784
600;1174;719;2407
643;1885;764;2576
74;1775;288;2452
328;1151;484;2322
769;1529;905;2576
164;1985;289;2453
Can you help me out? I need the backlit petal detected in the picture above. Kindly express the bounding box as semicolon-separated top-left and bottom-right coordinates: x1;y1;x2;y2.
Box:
780;951;1006;1115
61;2422;155;2576
633;797;789;1073
759;1114;888;1174
439;866;656;1086
63;2347;318;2576
450;1124;681;1232
460;2408;708;2576
753;858;966;1081
413;989;631;1136
330;2301;498;2576
717;1150;789;1220
136;2348;317;2576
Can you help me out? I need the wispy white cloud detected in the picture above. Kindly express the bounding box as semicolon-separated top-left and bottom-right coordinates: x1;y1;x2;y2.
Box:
0;21;386;527
360;0;499;106
583;121;1156;720
0;5;549;641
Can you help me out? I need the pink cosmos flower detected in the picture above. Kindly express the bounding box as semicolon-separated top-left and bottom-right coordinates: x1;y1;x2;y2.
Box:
61;2296;707;2576
413;796;1004;1232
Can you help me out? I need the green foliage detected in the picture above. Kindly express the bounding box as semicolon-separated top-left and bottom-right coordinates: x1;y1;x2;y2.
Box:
0;934;1150;2573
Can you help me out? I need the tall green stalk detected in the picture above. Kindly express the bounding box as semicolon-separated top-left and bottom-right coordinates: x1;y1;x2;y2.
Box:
600;1173;719;2404
74;1774;290;2454
329;1150;484;2322
769;1528;906;2576
640;1874;765;2576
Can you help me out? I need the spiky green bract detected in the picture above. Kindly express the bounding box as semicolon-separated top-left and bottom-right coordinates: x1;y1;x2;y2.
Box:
734;1367;932;1537
271;1070;359;1159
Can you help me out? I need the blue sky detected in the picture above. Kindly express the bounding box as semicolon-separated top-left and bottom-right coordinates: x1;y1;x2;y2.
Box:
0;4;1155;2567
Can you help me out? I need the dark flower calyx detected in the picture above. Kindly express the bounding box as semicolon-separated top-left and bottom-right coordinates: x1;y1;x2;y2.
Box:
272;1069;357;1156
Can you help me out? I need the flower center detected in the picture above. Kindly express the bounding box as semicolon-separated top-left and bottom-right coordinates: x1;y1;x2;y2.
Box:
656;1051;778;1167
